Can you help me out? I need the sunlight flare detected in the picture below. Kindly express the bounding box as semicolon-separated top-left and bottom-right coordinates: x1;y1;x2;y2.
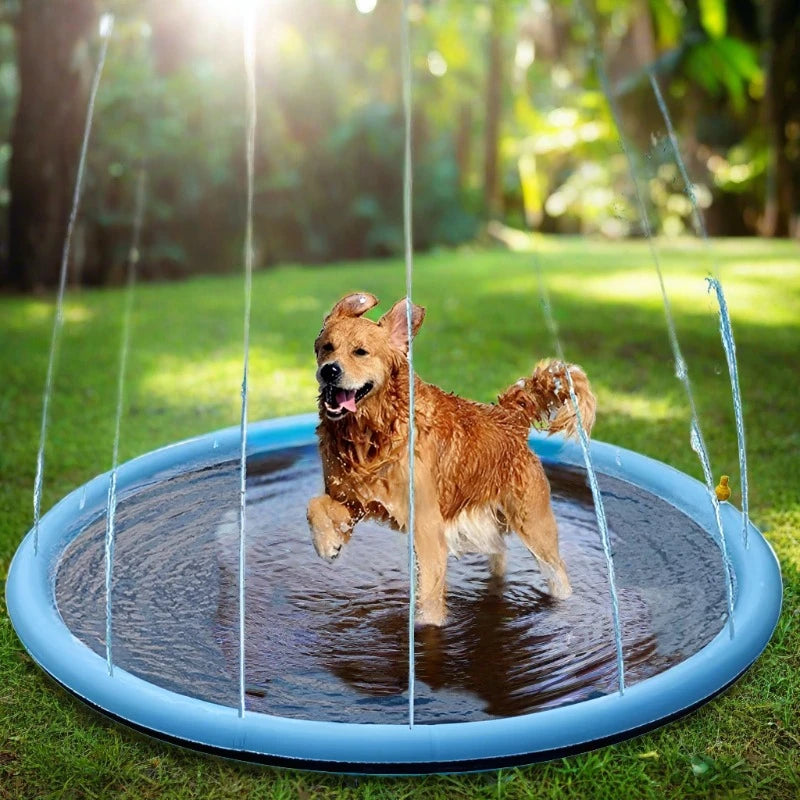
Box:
196;0;258;24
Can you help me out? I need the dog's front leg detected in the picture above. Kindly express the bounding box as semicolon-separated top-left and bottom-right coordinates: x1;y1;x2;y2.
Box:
414;524;448;627
307;494;354;561
410;479;448;627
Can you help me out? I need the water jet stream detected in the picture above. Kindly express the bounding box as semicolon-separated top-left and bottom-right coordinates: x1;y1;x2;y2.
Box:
401;0;417;729
648;72;750;549
535;262;626;695
577;4;735;634
705;277;750;548
237;1;257;718
105;168;147;676
32;14;114;555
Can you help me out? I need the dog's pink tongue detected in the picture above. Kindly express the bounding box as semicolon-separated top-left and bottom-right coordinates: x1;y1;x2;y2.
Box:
336;389;357;413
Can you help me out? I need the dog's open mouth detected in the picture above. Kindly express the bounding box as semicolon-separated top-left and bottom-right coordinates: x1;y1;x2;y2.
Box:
322;382;373;419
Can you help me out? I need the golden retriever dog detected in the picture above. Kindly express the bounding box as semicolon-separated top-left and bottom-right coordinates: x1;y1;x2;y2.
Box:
307;293;596;626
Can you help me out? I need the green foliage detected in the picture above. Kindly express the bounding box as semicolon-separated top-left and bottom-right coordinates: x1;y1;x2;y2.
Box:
708;136;768;195
648;0;682;47
74;0;477;278
0;0;792;287
698;0;726;39
684;36;761;112
257;100;475;261
504;0;772;238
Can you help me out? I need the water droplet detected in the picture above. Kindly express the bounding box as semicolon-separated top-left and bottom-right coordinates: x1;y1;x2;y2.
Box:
689;422;702;454
615;452;622;467
212;439;219;450
99;13;114;37
79;487;87;510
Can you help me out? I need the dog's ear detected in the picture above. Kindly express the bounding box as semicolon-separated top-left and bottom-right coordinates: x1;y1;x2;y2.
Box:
379;298;426;353
325;293;379;322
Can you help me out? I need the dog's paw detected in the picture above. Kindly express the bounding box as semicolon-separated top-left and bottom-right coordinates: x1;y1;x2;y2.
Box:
538;558;572;600
415;604;447;628
547;573;573;600
307;495;351;561
310;521;348;561
314;535;344;561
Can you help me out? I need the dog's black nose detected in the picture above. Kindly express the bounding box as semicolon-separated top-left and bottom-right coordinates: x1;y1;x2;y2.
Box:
320;362;342;384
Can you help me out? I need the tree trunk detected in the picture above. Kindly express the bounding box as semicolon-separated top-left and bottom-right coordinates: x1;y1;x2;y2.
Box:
4;0;96;290
455;102;473;191
760;0;798;237
483;0;506;220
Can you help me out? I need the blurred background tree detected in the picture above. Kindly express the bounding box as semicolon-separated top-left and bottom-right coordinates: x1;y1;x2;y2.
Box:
2;0;95;289
0;0;797;290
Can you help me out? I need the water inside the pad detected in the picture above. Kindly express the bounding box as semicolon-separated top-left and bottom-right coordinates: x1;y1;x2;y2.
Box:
56;445;728;724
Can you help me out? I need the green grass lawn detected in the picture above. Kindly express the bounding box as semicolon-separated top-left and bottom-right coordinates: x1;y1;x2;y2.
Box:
1;236;798;799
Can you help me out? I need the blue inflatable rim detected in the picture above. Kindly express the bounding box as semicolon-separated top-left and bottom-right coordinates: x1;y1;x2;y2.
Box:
5;413;783;774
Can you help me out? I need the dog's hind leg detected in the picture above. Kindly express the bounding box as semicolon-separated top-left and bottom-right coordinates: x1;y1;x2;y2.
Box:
307;494;354;561
503;459;572;600
518;507;572;599
488;551;506;578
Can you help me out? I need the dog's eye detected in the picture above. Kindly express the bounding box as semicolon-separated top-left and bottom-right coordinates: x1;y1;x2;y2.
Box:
321;343;334;353
353;347;369;356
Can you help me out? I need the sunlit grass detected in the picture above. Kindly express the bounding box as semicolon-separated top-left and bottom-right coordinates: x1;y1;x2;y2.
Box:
1;236;799;798
547;271;799;327
481;260;799;328
138;352;315;418
594;387;683;421
0;299;96;330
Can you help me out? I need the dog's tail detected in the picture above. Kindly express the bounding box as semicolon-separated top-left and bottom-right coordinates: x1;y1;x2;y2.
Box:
498;359;596;439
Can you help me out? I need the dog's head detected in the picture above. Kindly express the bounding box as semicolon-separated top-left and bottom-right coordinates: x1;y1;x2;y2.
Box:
314;293;425;420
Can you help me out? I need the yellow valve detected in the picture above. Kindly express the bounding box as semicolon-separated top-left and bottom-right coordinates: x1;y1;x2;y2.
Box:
715;475;731;502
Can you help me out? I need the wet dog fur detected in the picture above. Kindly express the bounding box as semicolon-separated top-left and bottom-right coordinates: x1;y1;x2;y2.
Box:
307;293;596;626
